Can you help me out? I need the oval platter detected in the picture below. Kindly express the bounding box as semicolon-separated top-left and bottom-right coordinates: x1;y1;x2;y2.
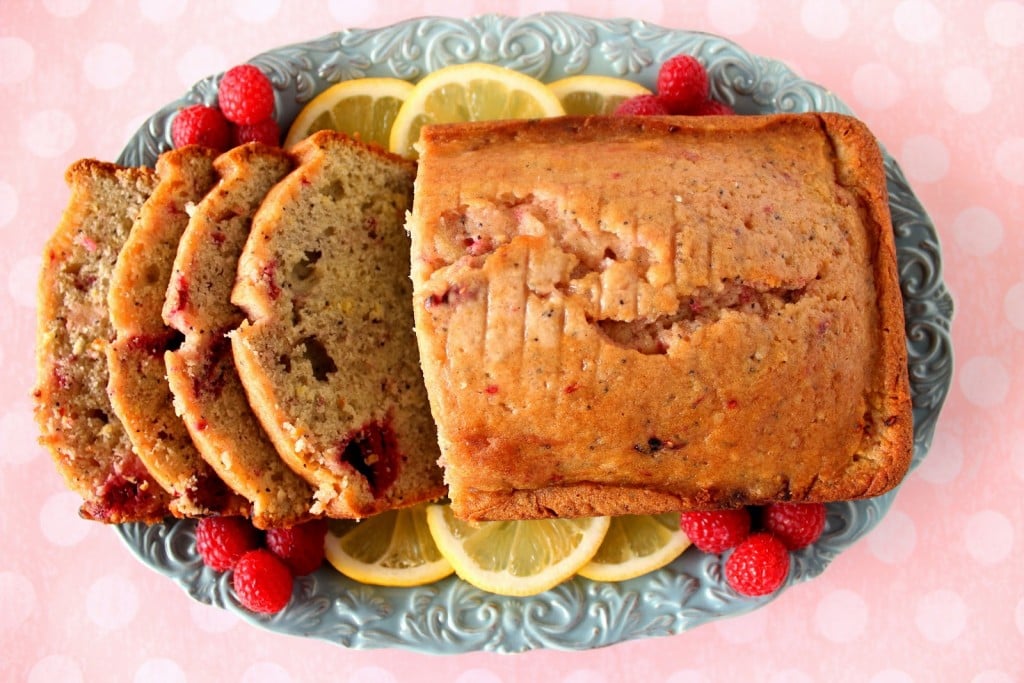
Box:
116;13;955;654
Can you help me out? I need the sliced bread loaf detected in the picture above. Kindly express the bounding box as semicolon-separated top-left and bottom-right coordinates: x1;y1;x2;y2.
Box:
231;130;445;517
107;146;247;519
33;159;170;523
163;143;318;529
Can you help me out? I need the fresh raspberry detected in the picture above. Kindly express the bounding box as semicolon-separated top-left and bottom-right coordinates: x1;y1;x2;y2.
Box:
265;519;328;576
232;549;294;614
232;117;280;147
693;98;735;116
725;532;791;597
218;64;275;125
679;508;751;554
762;502;827;550
195;516;261;571
656;54;710;114
171;104;231;151
613;94;670;117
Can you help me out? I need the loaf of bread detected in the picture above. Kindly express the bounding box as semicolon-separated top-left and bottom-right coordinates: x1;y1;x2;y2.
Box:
407;114;913;520
33;159;170;523
107;146;247;519
231;130;445;518
162;143;318;529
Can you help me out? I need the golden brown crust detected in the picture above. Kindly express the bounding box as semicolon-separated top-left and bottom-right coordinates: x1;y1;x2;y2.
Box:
107;146;248;519
409;113;913;520
34;158;170;523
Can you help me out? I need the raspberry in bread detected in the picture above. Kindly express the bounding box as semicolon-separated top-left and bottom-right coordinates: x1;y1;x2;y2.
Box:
163;143;319;529
33;159;170;523
107;146;247;519
407;114;913;521
231;130;445;518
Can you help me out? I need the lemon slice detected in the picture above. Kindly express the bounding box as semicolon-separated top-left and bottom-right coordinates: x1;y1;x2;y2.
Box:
577;513;691;582
425;503;610;597
546;75;652;115
284;77;414;149
323;503;454;587
388;62;566;158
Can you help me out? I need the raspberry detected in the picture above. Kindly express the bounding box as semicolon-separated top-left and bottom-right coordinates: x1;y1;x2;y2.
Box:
656;54;710;114
218;64;275;125
171;104;231;151
679;508;751;554
725;532;790;597
762;502;827;550
265;519;328;576
232;549;294;614
232;117;280;147
613;94;670;117
693;99;735;116
195;516;261;571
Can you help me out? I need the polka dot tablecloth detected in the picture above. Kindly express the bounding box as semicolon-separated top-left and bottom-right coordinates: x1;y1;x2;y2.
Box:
2;0;1020;681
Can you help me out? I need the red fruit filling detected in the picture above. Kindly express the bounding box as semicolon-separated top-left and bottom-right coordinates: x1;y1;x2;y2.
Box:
337;420;400;495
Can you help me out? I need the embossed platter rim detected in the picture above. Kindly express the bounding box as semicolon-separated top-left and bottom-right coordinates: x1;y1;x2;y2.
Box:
116;13;954;654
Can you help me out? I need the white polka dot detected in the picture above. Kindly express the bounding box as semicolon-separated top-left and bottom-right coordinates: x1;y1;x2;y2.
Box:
942;66;992;114
347;667;399;683
0;182;18;227
242;663;292;683
326;0;378;23
958;356;1010;408
188;600;239;632
900;134;950;183
176;44;227;88
40;492;93;546
0;405;43;465
964;509;1014;564
28;655;83;683
8;256;39;308
138;0;187;22
713;606;767;643
985;1;1024;46
134;658;187;683
455;670;504;683
868;509;917;563
915;589;967;642
973;671;1016;683
666;672;712;683
952;206;1003;256
1005;282;1024;331
562;671;607;683
1017;597;1024;635
21;109;77;159
995;138;1024;185
893;0;943;43
82;42;134;90
814;589;868;642
231;0;279;22
707;0;760;36
869;671;915;683
0;571;36;631
86;575;139;629
917;428;963;484
851;63;903;110
0;37;35;84
42;0;91;17
769;672;815;683
800;0;850;40
516;0;572;15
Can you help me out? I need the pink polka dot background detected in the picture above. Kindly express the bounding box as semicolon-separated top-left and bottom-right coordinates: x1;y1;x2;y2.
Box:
2;0;1020;680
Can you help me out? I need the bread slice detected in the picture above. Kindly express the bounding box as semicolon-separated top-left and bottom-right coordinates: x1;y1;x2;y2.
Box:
407;114;913;520
163;143;318;529
231;130;445;518
33;159;170;523
107;146;247;518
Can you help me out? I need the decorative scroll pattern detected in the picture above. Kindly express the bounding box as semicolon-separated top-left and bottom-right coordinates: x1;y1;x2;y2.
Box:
116;13;954;654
